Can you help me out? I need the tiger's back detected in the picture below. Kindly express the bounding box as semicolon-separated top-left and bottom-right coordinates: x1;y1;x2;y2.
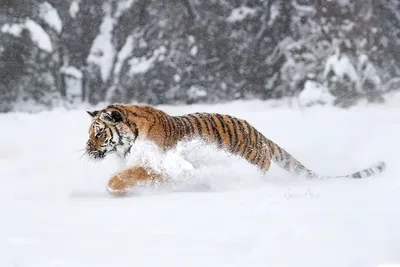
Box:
175;112;272;171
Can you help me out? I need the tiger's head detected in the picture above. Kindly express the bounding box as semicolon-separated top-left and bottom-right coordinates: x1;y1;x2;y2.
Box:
85;106;139;160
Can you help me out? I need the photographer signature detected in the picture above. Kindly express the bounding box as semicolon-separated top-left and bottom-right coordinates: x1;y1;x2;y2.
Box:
284;187;319;200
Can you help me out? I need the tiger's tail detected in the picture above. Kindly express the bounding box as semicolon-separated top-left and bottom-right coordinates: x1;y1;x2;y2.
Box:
267;140;386;179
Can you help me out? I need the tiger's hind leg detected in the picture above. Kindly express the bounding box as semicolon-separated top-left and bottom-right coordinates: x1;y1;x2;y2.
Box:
107;165;164;196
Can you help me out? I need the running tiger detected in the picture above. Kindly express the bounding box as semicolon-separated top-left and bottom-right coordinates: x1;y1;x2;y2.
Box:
85;104;386;196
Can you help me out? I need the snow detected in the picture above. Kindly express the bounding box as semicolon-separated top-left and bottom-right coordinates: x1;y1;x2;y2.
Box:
270;3;280;23
338;0;351;6
115;0;135;18
323;50;360;88
1;23;24;36
87;15;116;82
226;6;257;23
292;1;316;15
39;2;63;34
298;80;335;106
60;66;83;79
187;85;208;99
1;100;400;267
105;35;135;100
190;45;198;56
125;140;196;181
113;35;134;77
1;19;53;52
25;19;53;52
358;54;382;89
173;74;181;82
129;46;166;75
69;0;80;18
60;66;83;99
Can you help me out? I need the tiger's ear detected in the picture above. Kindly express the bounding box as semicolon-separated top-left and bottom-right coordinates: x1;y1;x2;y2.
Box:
104;110;124;123
87;110;99;117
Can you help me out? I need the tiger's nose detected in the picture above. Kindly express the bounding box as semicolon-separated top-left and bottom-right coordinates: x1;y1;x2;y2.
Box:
86;141;94;151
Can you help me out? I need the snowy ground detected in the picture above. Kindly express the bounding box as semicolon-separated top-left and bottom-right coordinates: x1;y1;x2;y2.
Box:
0;100;399;267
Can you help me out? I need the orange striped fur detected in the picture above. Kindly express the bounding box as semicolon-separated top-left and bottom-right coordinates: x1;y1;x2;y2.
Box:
85;104;386;196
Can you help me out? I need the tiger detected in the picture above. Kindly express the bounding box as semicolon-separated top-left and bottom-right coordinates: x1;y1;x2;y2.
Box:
85;103;386;196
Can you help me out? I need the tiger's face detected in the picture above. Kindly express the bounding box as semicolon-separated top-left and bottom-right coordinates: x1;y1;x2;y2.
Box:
85;109;138;160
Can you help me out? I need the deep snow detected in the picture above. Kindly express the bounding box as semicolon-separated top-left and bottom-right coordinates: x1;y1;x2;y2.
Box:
0;101;399;267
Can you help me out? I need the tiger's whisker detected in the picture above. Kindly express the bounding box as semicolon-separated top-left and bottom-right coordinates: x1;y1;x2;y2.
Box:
79;151;87;159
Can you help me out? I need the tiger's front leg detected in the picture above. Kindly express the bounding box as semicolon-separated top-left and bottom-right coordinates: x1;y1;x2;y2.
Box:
107;165;164;196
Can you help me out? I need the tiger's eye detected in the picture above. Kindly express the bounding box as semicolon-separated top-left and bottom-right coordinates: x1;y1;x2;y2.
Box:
95;131;104;138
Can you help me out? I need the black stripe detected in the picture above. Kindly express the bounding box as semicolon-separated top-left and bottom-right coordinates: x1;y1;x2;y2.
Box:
254;139;268;166
168;116;175;139
168;116;176;143
269;141;278;160
159;114;170;146
219;115;233;148
254;131;267;163
206;114;223;147
244;147;253;160
256;148;265;167
108;126;114;141
147;119;157;134
236;121;248;156
171;117;178;138
177;117;189;136
161;114;169;136
143;112;157;134
260;155;268;170
199;113;212;137
114;126;123;145
246;131;261;162
244;146;254;160
129;111;150;120
107;105;125;114
133;126;139;142
254;131;261;151
250;151;259;164
215;114;227;134
259;155;267;170
284;159;291;171
183;117;191;136
178;117;185;138
188;114;203;137
135;106;156;115
241;121;254;156
276;146;285;162
244;121;256;146
228;116;239;153
249;149;258;163
253;150;261;166
183;116;195;135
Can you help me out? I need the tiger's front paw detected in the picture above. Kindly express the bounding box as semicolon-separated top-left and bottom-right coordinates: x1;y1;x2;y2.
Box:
107;175;129;197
